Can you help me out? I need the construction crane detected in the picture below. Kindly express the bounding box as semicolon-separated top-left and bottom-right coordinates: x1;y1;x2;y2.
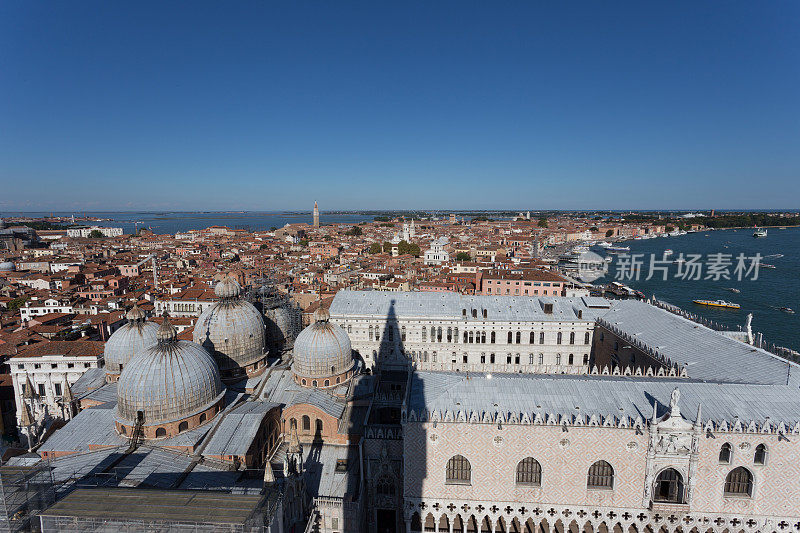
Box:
135;254;158;289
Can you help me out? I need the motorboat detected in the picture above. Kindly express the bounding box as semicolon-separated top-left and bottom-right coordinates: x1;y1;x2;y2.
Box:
780;307;795;314
692;299;741;309
724;288;741;294
753;228;767;238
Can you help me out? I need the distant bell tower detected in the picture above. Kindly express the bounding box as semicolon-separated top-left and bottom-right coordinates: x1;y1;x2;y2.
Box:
313;201;320;228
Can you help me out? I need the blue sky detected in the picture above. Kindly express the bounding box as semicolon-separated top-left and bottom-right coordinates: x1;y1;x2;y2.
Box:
1;2;798;211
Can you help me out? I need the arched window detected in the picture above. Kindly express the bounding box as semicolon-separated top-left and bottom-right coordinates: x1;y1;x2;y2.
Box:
324;379;330;387
447;327;452;342
462;308;467;317
482;309;487;318
422;327;427;341
516;457;542;486
472;309;477;318
430;326;435;341
199;413;206;423
539;331;545;344
539;353;544;364
557;332;562;345
724;467;753;497
446;455;471;484
507;331;513;343
369;325;374;340
437;327;442;342
555;354;561;365
754;444;767;465
402;326;406;341
315;419;323;435
481;331;486;343
587;460;614;489
312;380;317;387
178;421;189;433
290;418;297;430
463;331;468;343
491;331;496;344
469;331;474;344
585;331;590;344
302;415;311;432
376;475;395;497
453;327;458;343
529;331;535;344
569;331;575;344
653;468;684;503
120;425;127;435
515;331;521;344
155;427;166;437
719;443;732;464
568;354;574;365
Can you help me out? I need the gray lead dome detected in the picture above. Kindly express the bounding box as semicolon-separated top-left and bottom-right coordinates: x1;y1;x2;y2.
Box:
104;305;159;375
117;319;224;427
292;309;353;380
193;277;266;377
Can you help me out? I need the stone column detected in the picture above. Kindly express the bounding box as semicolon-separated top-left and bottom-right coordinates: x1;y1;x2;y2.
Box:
405;516;411;533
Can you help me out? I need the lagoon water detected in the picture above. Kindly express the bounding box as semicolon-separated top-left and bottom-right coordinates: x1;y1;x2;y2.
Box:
598;227;800;352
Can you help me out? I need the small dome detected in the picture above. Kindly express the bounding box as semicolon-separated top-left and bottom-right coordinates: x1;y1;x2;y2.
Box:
0;261;15;272
313;307;330;323
104;308;159;375
126;304;147;322
117;318;224;428
215;276;241;299
194;283;266;379
292;315;353;382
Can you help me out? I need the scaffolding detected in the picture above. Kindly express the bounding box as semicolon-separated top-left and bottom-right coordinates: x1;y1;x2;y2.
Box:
0;462;56;533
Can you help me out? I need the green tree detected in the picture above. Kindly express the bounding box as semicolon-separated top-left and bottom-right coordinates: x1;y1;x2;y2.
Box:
8;296;28;312
88;229;104;238
537;218;548;228
605;229;614;237
345;226;362;236
369;243;382;254
665;226;675;233
456;251;471;261
397;240;421;257
299;238;309;247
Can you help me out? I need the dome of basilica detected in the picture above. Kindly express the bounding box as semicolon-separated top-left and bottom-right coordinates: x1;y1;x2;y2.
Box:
193;276;267;381
103;305;159;381
117;318;224;437
292;307;354;387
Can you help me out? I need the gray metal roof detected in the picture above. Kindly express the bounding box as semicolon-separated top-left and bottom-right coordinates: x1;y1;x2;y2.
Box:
260;369;347;419
597;300;800;385
330;290;607;322
406;371;800;427
202;401;279;456
302;443;360;501
39;404;125;453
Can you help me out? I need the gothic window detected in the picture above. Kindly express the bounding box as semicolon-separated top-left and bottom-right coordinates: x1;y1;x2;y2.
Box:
754;444;767;465
529;331;535;344
568;354;574;365
463;331;468;343
529;354;534;364
583;354;589;365
539;353;544;364
539;331;545;344
556;354;561;365
447;327;452;342
302;415;311;432
515;331;521;344
481;354;486;364
490;353;496;363
430;326;435;341
491;331;496;343
178;421;189;433
369;325;374;341
315;419;323;435
437;327;442;342
402;326;407;341
199;413;206;423
422;327;426;341
347;325;352;334
569;331;575;344
719;443;732;464
653;468;684;503
724;467;753;497
376;475;395;497
587;460;614;489
446;455;471;484
557;332;562;345
462;308;467;317
585;331;591;344
482;309;487;318
507;331;513;343
454;327;458;343
516;457;542;486
472;309;477;318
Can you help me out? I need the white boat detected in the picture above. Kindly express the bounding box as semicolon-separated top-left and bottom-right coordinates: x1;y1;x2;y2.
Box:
753;228;767;238
780;307;795;314
606;245;630;252
597;242;612;248
664;249;673;255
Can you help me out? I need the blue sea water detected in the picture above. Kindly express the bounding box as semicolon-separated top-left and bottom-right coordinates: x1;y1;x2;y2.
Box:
5;211;375;234
597;227;800;352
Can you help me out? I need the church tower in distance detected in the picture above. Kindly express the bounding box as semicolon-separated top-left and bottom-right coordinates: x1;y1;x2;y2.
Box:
313;201;320;228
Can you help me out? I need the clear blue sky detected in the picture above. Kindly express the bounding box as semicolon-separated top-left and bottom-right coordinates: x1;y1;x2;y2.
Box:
1;2;798;212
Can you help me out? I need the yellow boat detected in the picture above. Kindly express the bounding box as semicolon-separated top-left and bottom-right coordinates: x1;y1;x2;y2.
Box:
693;299;740;309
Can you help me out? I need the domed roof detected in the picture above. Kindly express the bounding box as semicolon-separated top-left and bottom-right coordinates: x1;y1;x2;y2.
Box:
117;318;224;427
292;309;353;381
104;305;158;375
0;261;15;272
193;277;266;375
